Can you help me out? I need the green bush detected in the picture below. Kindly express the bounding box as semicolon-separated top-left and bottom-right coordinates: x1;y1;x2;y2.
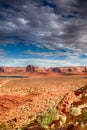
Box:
81;110;87;122
70;107;81;116
37;107;57;128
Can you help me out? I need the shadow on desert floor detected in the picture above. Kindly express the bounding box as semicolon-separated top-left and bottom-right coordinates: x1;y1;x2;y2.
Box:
0;76;27;78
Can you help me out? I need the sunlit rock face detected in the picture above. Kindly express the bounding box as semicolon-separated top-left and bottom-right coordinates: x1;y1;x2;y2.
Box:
26;65;46;73
26;65;87;74
48;67;87;73
57;91;78;113
74;67;87;72
34;67;46;73
57;67;85;73
46;68;53;72
1;65;87;74
1;67;25;73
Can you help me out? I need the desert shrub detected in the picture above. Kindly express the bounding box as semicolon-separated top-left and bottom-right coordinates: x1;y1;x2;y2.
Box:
37;107;57;128
21;125;29;130
0;122;9;130
70;107;81;116
59;115;67;126
81;110;87;123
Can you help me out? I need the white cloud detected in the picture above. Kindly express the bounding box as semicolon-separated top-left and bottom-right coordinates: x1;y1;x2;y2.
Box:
7;22;16;29
0;49;7;57
0;57;87;68
79;34;87;43
18;18;29;25
0;0;87;67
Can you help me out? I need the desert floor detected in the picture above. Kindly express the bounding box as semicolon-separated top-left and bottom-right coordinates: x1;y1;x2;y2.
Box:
0;75;87;129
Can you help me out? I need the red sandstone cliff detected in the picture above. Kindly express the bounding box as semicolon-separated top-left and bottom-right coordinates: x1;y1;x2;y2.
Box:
26;65;46;73
48;67;87;74
0;65;87;75
0;67;25;74
26;65;87;74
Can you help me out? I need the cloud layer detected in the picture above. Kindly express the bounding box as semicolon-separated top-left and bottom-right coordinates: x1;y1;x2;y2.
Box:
0;57;87;68
0;0;87;67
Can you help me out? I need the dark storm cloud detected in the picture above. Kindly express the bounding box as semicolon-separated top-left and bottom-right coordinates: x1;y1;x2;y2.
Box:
76;0;87;17
0;0;87;53
48;0;87;15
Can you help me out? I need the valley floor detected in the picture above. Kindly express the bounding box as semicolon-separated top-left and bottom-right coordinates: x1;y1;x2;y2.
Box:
0;75;87;129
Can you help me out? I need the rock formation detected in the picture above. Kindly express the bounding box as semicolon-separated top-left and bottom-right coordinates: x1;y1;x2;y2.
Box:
0;67;4;73
26;65;35;72
26;65;46;73
34;67;46;73
0;67;25;73
0;65;87;75
48;67;87;74
57;92;78;113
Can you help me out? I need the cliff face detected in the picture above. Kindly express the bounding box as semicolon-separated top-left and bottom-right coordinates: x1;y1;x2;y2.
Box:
0;67;25;74
34;67;46;73
0;65;87;74
26;65;35;72
0;67;4;72
26;65;87;74
26;65;46;73
48;67;87;73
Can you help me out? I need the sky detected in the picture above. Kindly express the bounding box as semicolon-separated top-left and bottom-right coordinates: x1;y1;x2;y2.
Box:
0;0;87;68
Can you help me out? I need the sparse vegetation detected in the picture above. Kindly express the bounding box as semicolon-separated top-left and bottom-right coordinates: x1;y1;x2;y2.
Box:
81;110;87;123
0;76;87;130
37;107;57;128
0;122;9;130
70;107;81;116
21;125;29;130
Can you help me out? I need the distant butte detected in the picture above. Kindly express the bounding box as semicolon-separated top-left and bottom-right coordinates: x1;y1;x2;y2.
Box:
0;65;87;76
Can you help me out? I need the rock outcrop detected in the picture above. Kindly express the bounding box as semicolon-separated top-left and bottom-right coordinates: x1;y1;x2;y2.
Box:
0;67;25;74
34;67;46;73
26;65;46;73
57;92;78;113
0;65;87;75
0;67;4;73
48;67;87;74
26;65;35;72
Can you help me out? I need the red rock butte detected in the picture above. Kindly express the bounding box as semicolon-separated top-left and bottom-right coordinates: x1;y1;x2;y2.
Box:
0;65;87;76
